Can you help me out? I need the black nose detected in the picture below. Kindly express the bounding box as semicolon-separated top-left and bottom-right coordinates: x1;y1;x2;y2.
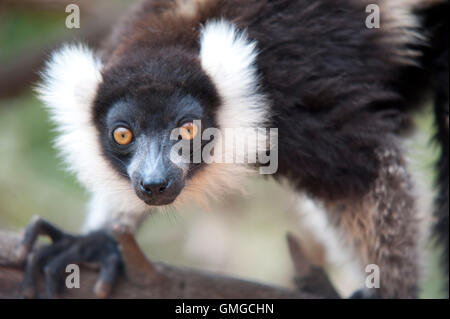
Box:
139;178;170;196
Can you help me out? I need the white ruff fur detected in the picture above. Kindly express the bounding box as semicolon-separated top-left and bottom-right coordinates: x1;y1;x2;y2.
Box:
199;20;270;131
37;44;148;231
379;0;427;65
294;195;366;298
38;20;270;229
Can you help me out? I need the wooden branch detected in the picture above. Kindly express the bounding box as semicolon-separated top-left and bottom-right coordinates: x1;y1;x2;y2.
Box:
0;228;339;299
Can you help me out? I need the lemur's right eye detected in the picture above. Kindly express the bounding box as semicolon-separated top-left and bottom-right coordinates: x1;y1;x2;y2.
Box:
113;127;133;145
179;122;199;141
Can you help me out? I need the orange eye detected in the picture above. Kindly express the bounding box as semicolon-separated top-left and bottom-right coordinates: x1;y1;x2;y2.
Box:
179;122;199;141
113;127;133;145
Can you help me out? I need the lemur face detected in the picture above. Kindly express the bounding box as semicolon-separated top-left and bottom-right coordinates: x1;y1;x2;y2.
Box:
93;55;220;206
38;21;270;209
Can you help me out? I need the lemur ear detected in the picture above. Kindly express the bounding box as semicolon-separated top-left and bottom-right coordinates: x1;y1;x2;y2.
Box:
199;20;270;130
36;44;108;191
37;44;103;127
177;21;273;209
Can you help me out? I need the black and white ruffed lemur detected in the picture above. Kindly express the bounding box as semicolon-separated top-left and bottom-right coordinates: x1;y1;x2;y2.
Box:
20;0;448;298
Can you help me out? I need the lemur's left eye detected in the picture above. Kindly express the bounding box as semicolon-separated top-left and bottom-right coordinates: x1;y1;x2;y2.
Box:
179;122;199;141
113;127;133;145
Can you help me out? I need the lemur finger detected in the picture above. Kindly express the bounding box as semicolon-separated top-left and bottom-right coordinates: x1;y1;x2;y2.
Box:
22;241;67;298
94;253;123;299
18;216;71;260
43;247;81;298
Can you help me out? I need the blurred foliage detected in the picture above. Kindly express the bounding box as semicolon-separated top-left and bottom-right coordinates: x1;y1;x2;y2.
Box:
0;8;66;61
0;93;86;230
0;2;446;298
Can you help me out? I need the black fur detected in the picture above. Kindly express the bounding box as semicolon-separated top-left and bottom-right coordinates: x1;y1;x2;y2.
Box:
93;48;221;200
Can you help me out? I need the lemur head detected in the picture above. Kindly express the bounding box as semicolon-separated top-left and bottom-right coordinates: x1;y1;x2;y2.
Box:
93;50;220;206
38;20;271;210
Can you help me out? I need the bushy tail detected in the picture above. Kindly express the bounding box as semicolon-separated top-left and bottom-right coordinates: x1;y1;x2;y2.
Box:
422;0;449;295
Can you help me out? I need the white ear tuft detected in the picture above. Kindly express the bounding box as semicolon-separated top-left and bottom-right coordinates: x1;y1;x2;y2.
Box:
37;44;103;121
194;20;274;204
37;44;104;189
199;20;270;130
36;44;136;200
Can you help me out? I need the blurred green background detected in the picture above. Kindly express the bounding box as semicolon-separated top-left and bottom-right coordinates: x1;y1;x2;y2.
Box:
0;0;445;298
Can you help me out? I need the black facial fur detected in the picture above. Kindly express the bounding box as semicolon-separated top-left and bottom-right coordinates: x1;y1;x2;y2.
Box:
92;50;220;205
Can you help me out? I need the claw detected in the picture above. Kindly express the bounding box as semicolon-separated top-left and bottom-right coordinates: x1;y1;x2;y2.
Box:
15;244;28;264
94;280;113;299
19;218;123;299
22;286;36;299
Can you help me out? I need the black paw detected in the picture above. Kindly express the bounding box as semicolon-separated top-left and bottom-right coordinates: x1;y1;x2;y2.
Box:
18;216;124;299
